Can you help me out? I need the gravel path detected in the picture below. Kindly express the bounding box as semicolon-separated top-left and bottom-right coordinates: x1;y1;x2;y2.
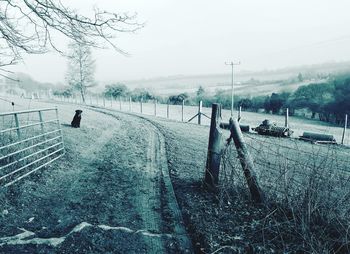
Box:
0;102;192;253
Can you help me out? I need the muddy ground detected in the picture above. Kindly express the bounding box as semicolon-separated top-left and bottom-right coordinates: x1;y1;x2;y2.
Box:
0;104;191;253
1;100;349;253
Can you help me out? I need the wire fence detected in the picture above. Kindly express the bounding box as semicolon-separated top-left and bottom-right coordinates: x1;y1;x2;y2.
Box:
0;108;65;187
52;93;350;146
220;125;350;221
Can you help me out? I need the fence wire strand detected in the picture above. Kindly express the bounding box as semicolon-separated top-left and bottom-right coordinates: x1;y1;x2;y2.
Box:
219;130;350;221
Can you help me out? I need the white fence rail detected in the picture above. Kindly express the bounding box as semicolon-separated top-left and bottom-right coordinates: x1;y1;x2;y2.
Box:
0;107;64;187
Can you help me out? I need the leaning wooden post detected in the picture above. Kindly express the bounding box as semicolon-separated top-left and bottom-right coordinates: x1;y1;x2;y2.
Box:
230;118;264;203
182;100;185;122
129;97;132;111
341;114;348;145
198;100;202;125
154;99;157;116
285;108;289;128
204;103;222;187
103;96;106;107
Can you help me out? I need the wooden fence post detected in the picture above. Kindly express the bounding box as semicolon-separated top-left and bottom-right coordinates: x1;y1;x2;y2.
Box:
182;100;184;122
140;98;143;113
238;106;242;121
38;110;44;133
103;97;106;107
198;100;202;125
14;113;21;138
167;102;170;118
154;99;157;116
230;118;264;203
119;97;122;110
204;103;222;187
129;97;132;111
110;96;113;107
285;108;289;128
341;114;348;145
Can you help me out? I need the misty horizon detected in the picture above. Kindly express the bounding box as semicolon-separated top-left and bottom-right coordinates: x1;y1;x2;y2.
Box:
4;0;350;84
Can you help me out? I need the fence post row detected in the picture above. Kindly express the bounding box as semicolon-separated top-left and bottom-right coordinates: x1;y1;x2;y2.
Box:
204;103;222;188
229;118;264;203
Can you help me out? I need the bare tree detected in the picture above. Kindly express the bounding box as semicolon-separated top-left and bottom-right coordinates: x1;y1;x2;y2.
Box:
0;0;142;79
66;41;95;103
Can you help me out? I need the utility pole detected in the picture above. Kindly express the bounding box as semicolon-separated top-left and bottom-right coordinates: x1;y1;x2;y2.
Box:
225;61;241;118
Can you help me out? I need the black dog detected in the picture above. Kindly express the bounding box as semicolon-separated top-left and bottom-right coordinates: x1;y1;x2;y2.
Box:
71;110;83;128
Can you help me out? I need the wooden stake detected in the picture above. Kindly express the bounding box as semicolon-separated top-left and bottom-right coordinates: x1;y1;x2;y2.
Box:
154;99;157;116
182;100;184;122
198;100;202;125
238;106;242;122
14;113;21;139
140;99;143;113
229;118;264;203
285;108;289;128
204;103;222;187
167;102;170;118
341;114;348;145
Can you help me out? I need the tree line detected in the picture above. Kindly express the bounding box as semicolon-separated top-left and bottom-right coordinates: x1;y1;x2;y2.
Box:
54;74;350;125
199;74;349;125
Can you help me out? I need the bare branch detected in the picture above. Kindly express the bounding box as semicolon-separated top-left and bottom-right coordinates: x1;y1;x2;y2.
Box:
0;0;143;68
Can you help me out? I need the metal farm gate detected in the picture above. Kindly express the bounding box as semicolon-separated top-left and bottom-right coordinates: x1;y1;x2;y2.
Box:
0;107;65;187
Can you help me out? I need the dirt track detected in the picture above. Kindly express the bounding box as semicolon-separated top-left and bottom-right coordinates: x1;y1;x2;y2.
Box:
0;103;192;253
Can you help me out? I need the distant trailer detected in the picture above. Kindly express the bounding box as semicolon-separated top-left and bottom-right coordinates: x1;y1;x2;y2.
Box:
299;132;337;144
252;120;293;137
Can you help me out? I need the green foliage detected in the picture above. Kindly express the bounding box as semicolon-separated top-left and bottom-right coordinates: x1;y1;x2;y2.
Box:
104;83;129;98
131;88;155;102
168;93;189;105
196;86;206;102
53;87;73;97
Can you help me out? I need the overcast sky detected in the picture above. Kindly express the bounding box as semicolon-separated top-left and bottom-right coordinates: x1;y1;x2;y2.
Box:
8;0;350;84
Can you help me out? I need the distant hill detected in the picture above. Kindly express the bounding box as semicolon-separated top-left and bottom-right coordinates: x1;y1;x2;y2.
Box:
5;72;58;91
119;61;350;96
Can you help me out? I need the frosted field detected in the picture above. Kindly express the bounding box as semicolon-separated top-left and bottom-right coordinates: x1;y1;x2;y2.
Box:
1;94;349;146
100;98;350;146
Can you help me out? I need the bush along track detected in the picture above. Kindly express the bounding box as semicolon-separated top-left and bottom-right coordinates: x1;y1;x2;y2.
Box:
0;104;192;253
